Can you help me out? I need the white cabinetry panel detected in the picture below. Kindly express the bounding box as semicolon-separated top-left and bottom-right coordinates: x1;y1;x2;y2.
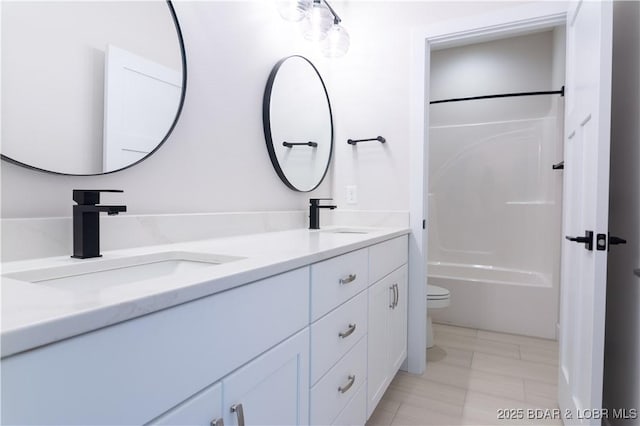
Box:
310;290;367;384
333;381;367;426
366;265;408;417
310;336;367;425
223;329;309;426
150;382;222;426
369;236;408;284
311;248;368;321
1;268;309;425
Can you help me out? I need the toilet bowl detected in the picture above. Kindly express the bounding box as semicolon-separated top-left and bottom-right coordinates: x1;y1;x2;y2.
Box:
426;284;450;348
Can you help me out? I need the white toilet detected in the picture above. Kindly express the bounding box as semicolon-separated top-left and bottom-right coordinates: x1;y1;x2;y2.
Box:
426;284;451;348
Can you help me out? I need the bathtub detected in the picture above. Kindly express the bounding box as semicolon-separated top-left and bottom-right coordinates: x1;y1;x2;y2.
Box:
428;262;559;339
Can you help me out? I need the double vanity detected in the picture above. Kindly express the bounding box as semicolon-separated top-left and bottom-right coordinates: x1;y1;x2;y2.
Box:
1;227;409;425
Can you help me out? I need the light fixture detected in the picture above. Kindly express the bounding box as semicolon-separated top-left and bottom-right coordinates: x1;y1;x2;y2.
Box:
277;0;313;22
322;23;350;57
279;0;350;57
301;0;333;41
316;0;350;57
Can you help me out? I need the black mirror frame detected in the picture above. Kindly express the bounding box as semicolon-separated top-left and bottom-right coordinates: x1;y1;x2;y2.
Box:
0;0;188;176
262;55;334;192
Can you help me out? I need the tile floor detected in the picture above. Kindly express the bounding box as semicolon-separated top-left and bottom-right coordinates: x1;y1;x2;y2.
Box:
366;323;562;426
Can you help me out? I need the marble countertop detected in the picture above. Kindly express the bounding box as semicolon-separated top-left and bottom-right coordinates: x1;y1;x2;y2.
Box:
1;226;409;358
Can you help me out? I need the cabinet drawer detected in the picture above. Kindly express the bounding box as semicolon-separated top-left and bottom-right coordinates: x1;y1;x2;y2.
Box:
369;236;408;284
1;268;310;426
311;248;368;321
311;290;367;384
310;336;367;425
332;380;367;426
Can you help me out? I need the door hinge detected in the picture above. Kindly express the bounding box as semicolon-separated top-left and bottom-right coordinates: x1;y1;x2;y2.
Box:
422;219;426;229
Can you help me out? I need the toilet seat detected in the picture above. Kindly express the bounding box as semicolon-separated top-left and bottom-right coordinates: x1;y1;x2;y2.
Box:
427;284;450;300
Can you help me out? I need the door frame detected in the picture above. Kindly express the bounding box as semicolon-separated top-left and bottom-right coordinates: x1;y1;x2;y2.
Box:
407;2;568;375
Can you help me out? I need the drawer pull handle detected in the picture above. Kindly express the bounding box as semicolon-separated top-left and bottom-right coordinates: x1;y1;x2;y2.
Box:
210;419;224;426
230;403;245;426
339;274;357;285
393;283;399;308
338;323;357;338
389;285;395;308
338;374;356;394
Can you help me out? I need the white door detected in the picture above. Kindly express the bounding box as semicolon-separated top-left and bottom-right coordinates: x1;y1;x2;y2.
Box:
558;1;613;423
222;329;309;425
103;44;182;171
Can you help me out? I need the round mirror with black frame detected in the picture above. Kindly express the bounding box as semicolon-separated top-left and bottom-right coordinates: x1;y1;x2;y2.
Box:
0;0;187;176
263;55;334;192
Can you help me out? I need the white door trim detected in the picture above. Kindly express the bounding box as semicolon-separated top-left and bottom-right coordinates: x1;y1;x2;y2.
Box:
407;2;568;375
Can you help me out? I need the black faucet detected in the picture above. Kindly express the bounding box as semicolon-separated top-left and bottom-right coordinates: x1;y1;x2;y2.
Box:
309;198;337;230
72;190;127;259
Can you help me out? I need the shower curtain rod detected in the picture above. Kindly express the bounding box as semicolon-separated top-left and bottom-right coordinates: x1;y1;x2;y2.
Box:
430;86;564;105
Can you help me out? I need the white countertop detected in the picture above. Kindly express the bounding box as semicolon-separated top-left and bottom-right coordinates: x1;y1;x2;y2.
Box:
1;226;409;358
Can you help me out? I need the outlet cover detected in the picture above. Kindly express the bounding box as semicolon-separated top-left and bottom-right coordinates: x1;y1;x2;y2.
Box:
346;185;358;204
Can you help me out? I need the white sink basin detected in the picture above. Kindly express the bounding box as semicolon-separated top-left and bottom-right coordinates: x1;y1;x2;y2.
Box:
4;251;244;292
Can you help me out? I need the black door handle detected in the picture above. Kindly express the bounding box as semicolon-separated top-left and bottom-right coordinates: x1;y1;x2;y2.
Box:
609;236;627;245
565;230;594;251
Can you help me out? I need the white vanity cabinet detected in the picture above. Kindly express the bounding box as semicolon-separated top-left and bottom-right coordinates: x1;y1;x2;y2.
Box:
1;268;310;426
309;248;369;426
152;382;224;426
367;237;409;417
1;232;409;426
151;329;309;426
221;329;309;426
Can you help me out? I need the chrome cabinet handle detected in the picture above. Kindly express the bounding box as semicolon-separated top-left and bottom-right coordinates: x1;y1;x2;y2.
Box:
389;285;395;308
394;283;399;308
338;323;357;339
339;274;357;285
338;375;356;394
210;419;224;426
390;284;398;308
230;404;245;426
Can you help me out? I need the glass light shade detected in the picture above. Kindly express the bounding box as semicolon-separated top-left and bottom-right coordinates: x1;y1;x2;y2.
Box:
277;0;312;22
322;24;350;57
301;2;333;41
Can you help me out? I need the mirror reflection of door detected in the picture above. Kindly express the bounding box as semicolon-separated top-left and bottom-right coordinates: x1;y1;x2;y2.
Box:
103;45;182;171
0;1;185;175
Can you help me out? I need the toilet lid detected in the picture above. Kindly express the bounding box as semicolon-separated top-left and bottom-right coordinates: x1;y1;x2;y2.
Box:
427;284;450;299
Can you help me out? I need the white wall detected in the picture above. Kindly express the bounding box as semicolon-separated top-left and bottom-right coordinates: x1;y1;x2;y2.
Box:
1;1;334;219
1;1;526;219
603;1;640;421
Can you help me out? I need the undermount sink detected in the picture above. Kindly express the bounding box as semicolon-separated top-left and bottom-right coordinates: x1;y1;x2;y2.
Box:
320;228;371;234
3;251;244;292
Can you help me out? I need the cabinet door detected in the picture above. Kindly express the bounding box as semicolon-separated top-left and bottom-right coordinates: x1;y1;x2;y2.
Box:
223;329;309;426
388;265;408;375
366;275;395;416
151;382;223;426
